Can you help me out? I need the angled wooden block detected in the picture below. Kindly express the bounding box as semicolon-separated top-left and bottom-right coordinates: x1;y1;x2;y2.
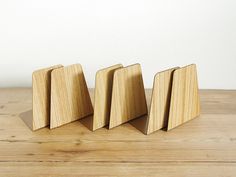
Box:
167;64;200;131
32;65;63;131
130;67;178;134
109;64;148;129
145;67;178;134
92;64;123;131
79;64;123;131
50;64;93;129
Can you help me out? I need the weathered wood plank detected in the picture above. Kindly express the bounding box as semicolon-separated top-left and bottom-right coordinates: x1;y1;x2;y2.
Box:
1;162;236;177
0;88;235;176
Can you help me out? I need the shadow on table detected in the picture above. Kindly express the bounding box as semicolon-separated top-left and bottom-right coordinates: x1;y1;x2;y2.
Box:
19;109;33;130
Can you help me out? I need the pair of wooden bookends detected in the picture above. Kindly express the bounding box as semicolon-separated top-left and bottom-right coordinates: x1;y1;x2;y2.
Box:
130;64;200;134
31;63;200;135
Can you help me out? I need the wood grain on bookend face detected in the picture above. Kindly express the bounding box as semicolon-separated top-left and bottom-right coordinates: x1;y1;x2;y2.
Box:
167;64;201;131
92;64;123;131
130;67;178;134
79;64;123;131
30;65;63;131
109;64;148;129
145;67;178;135
50;64;93;129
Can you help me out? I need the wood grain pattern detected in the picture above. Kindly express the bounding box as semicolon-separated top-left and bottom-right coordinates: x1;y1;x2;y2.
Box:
31;65;63;131
93;64;123;131
1;88;236;177
146;67;177;134
50;64;93;129
130;67;177;134
109;64;147;129
167;64;200;131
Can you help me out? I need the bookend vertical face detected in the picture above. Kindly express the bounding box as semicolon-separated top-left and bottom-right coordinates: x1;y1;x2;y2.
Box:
32;65;63;131
167;64;200;131
109;64;148;129
79;64;123;131
92;64;123;131
130;67;178;134
145;67;177;134
50;64;93;129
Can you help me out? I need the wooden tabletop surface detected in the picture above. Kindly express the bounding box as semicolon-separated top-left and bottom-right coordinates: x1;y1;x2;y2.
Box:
0;88;236;177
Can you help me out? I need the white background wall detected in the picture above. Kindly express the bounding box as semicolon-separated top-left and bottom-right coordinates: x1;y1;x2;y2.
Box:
0;0;235;89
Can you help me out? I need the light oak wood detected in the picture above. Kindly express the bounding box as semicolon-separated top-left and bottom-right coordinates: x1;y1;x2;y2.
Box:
130;67;177;134
167;64;200;131
50;64;93;129
93;64;123;130
146;67;178;134
109;64;148;129
79;64;123;131
2;162;236;177
31;65;63;131
1;88;236;177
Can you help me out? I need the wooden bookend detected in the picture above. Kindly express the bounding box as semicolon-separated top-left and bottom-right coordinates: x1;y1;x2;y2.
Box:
93;64;123;130
50;64;93;129
79;64;123;131
130;67;178;134
145;67;178;134
167;64;200;131
32;65;63;131
109;64;148;129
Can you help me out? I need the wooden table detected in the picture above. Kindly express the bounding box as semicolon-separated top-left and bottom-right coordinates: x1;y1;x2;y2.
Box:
0;88;236;177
